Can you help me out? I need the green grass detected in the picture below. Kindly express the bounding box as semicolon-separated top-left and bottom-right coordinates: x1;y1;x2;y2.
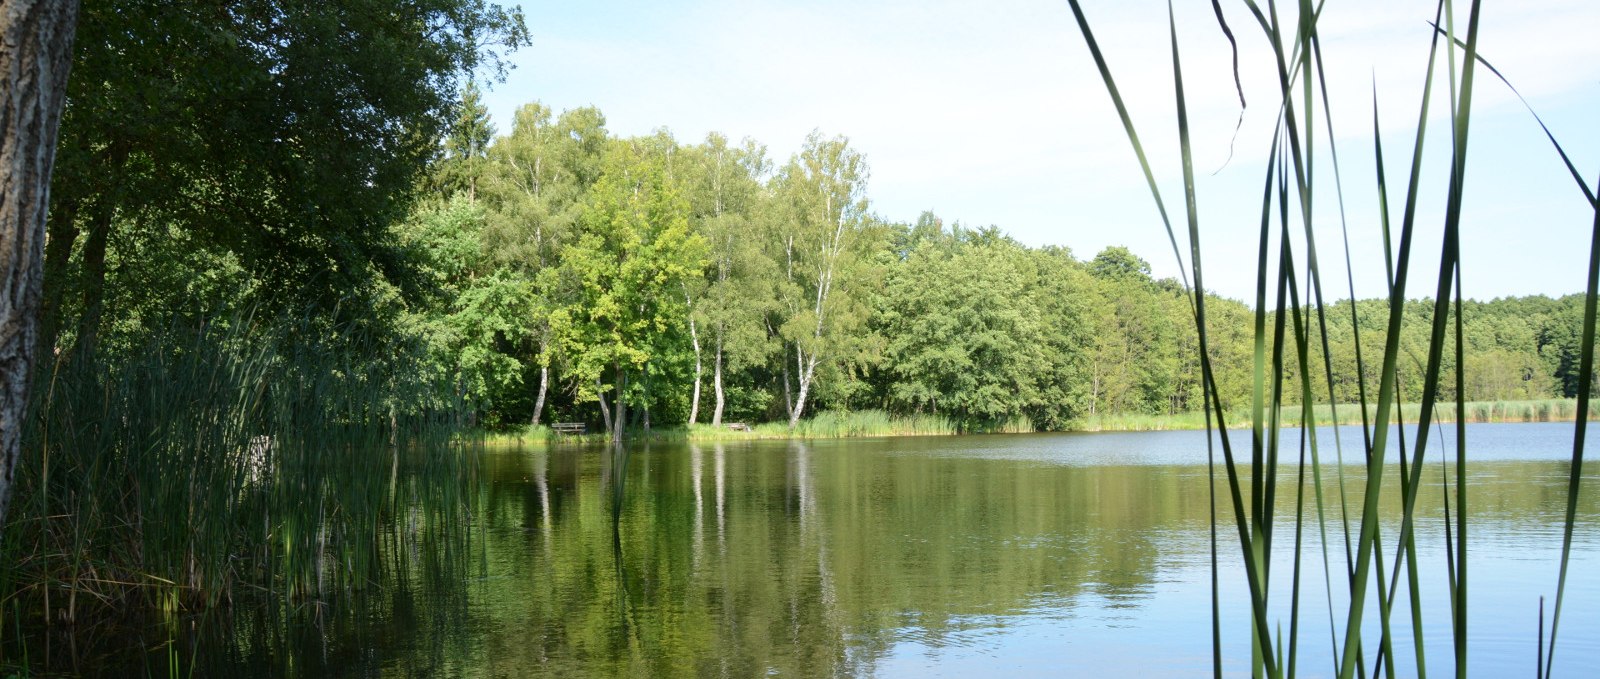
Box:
478;409;979;445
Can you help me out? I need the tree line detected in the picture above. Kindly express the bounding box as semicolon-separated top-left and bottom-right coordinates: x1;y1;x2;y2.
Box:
27;55;1597;438
382;96;1597;434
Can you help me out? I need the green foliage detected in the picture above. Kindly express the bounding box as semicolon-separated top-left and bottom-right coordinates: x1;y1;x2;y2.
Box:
880;228;1055;429
558;135;707;421
387;100;1592;436
768;131;886;425
1087;245;1153;282
44;1;530;350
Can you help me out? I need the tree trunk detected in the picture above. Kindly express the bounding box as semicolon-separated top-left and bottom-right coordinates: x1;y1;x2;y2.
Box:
687;314;702;425
611;362;626;443
711;334;725;427
642;370;651;431
596;377;612;434
530;362;549;427
36;197;76;362
789;353;818;429
73;195;110;361
0;0;79;529
782;346;794;423
1089;369;1100;417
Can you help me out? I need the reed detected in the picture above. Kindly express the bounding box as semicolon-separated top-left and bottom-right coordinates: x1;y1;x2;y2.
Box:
1067;0;1596;676
1074;410;1217;432
0;312;473;632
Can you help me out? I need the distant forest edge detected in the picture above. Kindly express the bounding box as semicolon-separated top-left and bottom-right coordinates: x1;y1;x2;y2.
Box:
46;93;1599;435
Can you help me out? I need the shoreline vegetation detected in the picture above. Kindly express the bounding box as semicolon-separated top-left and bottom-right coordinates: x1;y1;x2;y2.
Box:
479;398;1600;444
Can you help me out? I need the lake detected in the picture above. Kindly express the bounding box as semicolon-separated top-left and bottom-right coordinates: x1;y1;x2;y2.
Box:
28;422;1600;676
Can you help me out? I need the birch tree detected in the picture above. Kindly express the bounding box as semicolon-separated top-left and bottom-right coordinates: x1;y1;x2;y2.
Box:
482;103;606;426
771;132;874;428
685;133;774;426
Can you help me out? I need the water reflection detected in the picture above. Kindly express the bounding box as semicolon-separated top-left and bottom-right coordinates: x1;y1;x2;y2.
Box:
16;423;1600;676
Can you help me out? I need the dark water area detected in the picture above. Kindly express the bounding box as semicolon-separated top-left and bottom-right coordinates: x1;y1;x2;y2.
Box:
11;422;1600;677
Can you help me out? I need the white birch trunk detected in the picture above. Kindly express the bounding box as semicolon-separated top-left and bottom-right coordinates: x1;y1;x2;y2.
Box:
711;333;725;427
530;362;549;426
686;291;702;425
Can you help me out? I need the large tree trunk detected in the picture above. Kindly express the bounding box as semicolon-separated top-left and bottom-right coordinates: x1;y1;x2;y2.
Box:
711;334;725;427
72;143;128;363
1;0;79;529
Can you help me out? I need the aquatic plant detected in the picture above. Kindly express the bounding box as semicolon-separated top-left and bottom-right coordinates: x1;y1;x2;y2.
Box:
1065;0;1597;676
0;312;474;628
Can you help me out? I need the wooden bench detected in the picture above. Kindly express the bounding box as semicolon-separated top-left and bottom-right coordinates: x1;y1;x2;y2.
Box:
551;422;587;435
724;422;750;432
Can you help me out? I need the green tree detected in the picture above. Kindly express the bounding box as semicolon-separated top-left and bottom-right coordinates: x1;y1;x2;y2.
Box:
1025;246;1097;428
880;228;1050;427
397;196;537;425
41;0;528;361
438;80;496;201
683;133;776;426
770;132;881;427
481;103;609;426
1087;245;1152;281
560;135;706;441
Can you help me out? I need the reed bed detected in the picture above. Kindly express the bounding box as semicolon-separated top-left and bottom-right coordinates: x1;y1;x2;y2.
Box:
1075;410;1217;432
0;314;475;633
1067;0;1597;676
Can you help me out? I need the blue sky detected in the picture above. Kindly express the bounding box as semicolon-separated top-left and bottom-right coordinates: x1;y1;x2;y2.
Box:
477;0;1600;302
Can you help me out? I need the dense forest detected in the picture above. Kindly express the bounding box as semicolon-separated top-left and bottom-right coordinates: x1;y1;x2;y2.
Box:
41;81;1598;434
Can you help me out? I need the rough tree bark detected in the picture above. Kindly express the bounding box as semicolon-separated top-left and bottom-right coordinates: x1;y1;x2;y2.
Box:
0;0;80;529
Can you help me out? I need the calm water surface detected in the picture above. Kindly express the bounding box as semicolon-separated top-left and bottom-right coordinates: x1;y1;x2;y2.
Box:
57;423;1600;676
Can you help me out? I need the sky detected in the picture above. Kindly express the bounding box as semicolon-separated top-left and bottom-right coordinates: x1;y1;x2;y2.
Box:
477;0;1600;302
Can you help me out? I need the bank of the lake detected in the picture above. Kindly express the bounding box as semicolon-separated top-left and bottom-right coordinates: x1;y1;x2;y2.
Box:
1078;397;1600;432
478;398;1600;445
